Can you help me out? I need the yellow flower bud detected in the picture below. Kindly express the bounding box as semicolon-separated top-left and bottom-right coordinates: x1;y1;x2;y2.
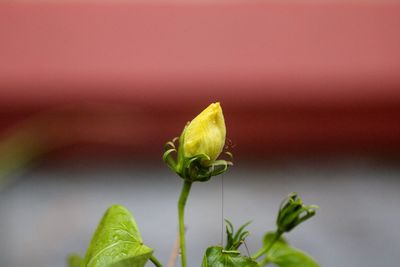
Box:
183;102;226;162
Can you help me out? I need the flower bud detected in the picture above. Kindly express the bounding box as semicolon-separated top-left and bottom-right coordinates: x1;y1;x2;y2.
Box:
276;193;318;233
163;102;231;182
183;102;226;162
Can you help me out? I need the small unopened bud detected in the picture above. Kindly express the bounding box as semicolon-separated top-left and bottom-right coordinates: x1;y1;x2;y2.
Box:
276;193;318;233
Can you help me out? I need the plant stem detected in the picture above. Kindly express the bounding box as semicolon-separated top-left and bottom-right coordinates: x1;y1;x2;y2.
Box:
251;230;282;260
178;180;192;267
150;255;163;267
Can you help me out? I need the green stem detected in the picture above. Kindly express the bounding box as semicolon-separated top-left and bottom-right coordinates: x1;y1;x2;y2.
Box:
178;180;192;267
251;230;282;260
149;255;163;267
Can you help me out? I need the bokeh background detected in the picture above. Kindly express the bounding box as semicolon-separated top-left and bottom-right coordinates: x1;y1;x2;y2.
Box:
1;1;400;267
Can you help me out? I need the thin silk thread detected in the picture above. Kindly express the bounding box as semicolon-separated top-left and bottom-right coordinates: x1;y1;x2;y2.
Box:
221;173;225;247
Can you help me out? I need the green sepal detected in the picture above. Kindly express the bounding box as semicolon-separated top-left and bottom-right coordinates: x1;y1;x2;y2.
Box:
163;148;177;171
163;138;178;171
182;154;211;182
209;160;233;177
202;246;260;267
162;125;232;182
83;205;153;267
259;232;319;267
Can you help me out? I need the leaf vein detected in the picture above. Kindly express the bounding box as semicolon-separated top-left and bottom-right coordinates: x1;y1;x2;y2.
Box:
87;240;136;267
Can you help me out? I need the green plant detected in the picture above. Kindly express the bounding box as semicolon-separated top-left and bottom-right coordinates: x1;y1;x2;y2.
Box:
68;102;319;267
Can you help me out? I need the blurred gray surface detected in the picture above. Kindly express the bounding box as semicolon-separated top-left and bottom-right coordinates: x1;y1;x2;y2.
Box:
1;160;400;267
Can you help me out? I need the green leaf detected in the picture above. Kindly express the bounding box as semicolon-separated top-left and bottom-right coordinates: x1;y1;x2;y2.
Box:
261;232;319;267
108;252;153;267
202;246;260;267
84;205;153;267
67;254;84;267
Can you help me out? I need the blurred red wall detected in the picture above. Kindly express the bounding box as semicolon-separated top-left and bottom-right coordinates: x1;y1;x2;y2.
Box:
1;2;400;161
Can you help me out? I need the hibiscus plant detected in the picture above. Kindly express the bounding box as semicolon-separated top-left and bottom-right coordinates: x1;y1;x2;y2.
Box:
68;103;319;267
